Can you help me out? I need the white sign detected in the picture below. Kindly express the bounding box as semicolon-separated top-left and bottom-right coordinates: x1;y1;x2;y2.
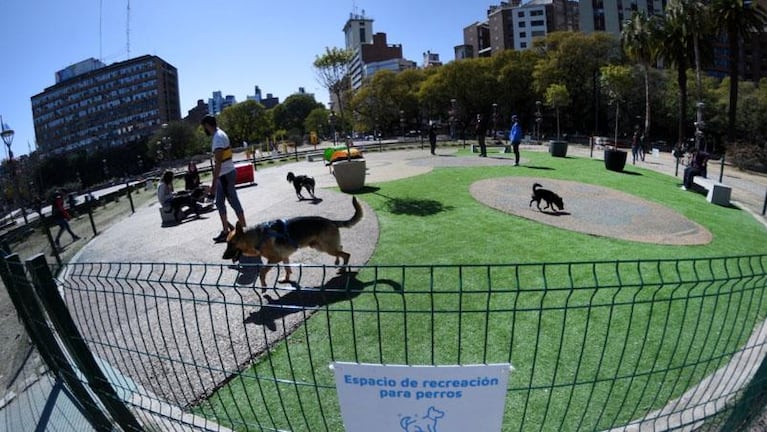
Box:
332;362;511;432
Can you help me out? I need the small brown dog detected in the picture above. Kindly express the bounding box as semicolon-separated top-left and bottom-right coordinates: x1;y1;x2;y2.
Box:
222;197;363;288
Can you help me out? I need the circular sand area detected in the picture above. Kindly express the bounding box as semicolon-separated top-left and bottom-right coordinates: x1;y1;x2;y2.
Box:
470;177;712;245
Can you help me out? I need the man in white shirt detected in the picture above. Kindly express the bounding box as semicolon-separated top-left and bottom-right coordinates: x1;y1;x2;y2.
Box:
201;115;247;242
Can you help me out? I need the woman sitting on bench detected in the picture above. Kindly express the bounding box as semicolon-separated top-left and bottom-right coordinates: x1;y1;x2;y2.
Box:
158;170;201;221
682;148;709;191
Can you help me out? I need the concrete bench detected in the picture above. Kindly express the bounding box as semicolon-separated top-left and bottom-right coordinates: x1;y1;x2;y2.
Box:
471;142;511;154
693;176;732;206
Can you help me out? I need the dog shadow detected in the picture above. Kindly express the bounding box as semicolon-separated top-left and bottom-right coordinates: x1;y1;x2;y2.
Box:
229;255;263;285
298;197;323;205
541;210;570;216
243;272;403;330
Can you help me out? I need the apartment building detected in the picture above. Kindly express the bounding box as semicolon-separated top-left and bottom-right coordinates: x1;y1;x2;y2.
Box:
31;55;180;155
579;0;667;35
456;0;577;59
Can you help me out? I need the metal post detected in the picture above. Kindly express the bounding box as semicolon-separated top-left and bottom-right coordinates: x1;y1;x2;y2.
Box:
41;215;62;268
87;199;98;236
26;254;143;431
126;182;135;214
762;189;767;216
0;253;114;430
719;154;725;183
675;156;680;177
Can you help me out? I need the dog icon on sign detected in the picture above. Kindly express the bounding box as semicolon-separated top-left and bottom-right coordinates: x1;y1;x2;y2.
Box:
400;406;445;432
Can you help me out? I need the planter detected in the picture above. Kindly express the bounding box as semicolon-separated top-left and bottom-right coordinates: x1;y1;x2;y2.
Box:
549;140;568;157
604;148;628;172
332;159;366;192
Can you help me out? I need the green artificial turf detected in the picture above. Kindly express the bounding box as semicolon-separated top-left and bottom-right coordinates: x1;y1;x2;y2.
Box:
196;150;767;431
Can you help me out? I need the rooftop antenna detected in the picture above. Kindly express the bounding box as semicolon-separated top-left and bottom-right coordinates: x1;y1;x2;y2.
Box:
126;0;131;59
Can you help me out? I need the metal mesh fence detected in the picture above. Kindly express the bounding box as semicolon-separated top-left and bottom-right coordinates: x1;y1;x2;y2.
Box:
7;254;767;431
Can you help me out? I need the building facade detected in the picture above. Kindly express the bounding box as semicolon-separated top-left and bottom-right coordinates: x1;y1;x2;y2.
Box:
208;90;237;115
579;0;667;35
456;0;578;59
31;55;180;155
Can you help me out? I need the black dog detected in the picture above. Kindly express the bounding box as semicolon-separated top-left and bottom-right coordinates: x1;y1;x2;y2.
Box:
287;172;316;200
529;183;564;212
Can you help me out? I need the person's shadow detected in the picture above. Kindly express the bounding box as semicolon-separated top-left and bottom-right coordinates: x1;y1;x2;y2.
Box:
243;272;402;331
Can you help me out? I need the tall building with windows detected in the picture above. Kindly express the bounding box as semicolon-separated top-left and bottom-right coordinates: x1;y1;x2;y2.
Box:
579;0;667;35
456;0;577;58
208;91;237;115
31;55;180;155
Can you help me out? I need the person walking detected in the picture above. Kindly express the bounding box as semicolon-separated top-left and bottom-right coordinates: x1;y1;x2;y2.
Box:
201;114;247;242
428;123;437;155
509;115;522;166
631;126;643;165
51;190;80;249
475;114;487;157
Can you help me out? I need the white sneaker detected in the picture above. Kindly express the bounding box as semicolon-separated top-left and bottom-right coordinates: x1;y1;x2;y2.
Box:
680;186;687;191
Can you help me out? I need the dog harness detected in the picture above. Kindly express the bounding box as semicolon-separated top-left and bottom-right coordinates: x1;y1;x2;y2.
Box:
256;219;298;250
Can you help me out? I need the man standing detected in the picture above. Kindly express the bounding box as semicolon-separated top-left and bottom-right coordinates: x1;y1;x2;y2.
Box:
475;114;487;157
510;115;522;166
201;114;246;242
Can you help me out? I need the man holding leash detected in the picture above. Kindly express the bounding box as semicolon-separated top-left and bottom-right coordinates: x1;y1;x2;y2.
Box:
201;114;247;242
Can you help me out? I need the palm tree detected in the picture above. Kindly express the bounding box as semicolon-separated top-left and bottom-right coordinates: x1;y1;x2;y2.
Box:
655;0;693;148
622;11;657;145
710;0;767;142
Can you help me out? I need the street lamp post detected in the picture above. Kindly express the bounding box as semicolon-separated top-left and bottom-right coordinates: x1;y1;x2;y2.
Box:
449;99;457;141
329;111;337;146
1;117;26;224
535;101;543;142
492;103;498;143
400;110;405;142
695;102;705;151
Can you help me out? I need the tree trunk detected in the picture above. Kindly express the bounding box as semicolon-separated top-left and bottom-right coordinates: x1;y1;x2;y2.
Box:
677;63;688;148
614;102;620;148
727;24;739;143
643;63;651;141
556;107;561;140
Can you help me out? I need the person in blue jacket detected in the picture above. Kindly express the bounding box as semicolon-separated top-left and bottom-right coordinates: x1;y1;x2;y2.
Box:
509;115;522;166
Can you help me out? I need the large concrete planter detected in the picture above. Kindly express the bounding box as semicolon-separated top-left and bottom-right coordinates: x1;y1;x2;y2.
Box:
604;148;627;172
549;140;568;157
332;159;366;192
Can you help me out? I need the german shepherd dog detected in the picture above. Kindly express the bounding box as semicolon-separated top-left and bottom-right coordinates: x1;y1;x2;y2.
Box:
286;172;316;200
529;183;564;212
222;197;362;288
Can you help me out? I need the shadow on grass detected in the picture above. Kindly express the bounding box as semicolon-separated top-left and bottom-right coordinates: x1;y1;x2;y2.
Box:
522;165;556;171
243;272;402;330
383;197;453;216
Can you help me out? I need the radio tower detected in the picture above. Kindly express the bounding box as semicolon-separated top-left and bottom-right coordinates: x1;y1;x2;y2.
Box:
126;0;131;59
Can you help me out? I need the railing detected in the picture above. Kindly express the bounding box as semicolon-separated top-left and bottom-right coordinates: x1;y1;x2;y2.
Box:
4;254;767;431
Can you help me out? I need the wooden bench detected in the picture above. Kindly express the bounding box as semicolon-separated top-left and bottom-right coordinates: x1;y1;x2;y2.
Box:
471;142;511;154
692;176;732;206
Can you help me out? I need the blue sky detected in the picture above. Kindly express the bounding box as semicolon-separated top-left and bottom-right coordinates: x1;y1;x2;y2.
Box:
0;0;494;156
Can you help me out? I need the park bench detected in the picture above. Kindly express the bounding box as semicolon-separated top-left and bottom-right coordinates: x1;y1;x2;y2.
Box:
692;176;732;206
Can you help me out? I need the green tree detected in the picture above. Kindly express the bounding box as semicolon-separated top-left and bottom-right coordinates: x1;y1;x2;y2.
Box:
622;10;659;142
313;47;354;131
533;31;622;135
146;121;199;164
272;93;322;142
218;100;270;148
600;65;635;147
304;107;331;140
710;0;767;141
545;84;570;140
351;70;400;134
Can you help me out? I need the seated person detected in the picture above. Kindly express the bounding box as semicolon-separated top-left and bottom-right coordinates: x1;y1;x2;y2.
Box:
158;170;200;220
682;148;709;191
184;161;210;201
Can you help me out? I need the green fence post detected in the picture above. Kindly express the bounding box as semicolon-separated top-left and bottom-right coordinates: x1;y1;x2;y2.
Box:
0;253;113;430
126;182;135;214
86;198;98;236
25;254;143;431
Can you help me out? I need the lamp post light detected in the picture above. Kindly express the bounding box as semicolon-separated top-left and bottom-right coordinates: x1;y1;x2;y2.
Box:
400;110;406;142
695;101;705;151
1;117;27;225
449;99;457;141
329;111;337;146
535;100;543;142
